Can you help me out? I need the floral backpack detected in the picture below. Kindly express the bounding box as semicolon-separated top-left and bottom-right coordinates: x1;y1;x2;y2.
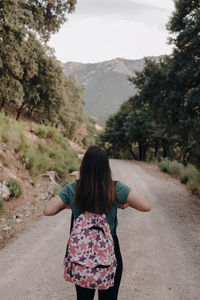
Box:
64;211;117;290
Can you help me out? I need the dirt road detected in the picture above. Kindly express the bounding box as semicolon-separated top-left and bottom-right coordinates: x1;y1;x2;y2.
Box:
0;159;199;300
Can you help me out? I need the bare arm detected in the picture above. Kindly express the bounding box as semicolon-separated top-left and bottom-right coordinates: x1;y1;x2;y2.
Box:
118;190;151;212
43;195;70;216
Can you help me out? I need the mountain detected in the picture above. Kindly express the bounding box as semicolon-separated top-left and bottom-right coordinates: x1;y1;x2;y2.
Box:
64;57;160;126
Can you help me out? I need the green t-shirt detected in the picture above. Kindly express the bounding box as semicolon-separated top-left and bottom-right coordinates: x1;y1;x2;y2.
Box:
58;180;131;236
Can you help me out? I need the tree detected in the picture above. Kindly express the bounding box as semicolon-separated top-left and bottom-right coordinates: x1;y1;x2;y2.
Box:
58;75;85;138
0;0;76;110
167;0;200;165
101;101;137;159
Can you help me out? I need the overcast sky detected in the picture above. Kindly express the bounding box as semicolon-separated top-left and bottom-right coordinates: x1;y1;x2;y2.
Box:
48;0;175;63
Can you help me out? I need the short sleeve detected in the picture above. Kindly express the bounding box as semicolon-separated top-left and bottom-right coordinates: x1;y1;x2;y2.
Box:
58;181;76;205
116;181;131;204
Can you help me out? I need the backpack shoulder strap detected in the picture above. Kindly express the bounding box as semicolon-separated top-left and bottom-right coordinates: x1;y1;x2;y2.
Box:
70;181;118;235
70;213;74;234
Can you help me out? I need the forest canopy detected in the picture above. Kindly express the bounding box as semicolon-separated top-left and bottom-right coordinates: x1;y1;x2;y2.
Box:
0;0;90;139
101;0;200;168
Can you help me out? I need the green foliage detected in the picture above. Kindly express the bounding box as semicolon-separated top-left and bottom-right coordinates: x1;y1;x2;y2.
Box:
158;158;200;196
19;130;78;178
0;112;80;180
101;1;200;169
52;184;63;197
158;158;170;173
82;117;98;147
0;198;3;212
58;75;85;138
0;0;79;133
168;161;184;178
180;175;189;185
7;178;22;198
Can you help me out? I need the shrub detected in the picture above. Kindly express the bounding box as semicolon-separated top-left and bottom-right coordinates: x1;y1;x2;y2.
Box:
0;198;3;212
0;112;80;182
68;166;78;173
168;160;183;178
158;158;170;173
36;128;48;139
187;180;199;195
7;178;22;198
180;175;189;184
52;184;63;197
157;158;200;197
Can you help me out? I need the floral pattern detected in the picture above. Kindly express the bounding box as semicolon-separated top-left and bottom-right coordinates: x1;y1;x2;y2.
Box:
64;212;117;290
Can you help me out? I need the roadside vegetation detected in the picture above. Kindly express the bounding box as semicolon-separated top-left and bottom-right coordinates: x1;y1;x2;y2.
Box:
0;2;98;218
158;159;200;197
0;198;3;212
0;111;82;213
100;1;200;198
0;112;80;179
7;178;22;198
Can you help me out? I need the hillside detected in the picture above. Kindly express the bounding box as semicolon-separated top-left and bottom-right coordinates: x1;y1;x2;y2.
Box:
0;112;84;249
64;57;160;125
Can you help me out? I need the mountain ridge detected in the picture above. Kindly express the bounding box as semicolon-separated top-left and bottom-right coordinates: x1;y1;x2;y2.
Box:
63;56;161;125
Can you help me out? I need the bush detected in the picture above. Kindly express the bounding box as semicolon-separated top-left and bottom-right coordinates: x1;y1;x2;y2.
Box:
52;184;63;197
157;158;200;197
187;180;199;195
158;158;170;173
36;128;48;139
180;175;189;184
0;198;3;212
168;160;183;178
7;178;22;198
0;112;80;182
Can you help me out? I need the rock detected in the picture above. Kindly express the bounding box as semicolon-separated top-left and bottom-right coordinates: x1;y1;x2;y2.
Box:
42;171;58;185
15;218;22;223
40;193;48;201
69;171;79;177
15;214;24;219
2;143;8;152
29;179;34;185
0;181;11;200
2;226;11;231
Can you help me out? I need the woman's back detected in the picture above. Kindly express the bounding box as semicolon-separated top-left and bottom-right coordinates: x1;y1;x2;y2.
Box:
58;180;131;236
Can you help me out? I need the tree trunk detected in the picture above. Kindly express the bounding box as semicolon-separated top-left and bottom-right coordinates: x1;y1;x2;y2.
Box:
16;102;25;120
0;98;5;110
154;140;158;157
143;146;147;160
138;142;143;160
162;140;169;158
126;142;137;159
28;105;34;118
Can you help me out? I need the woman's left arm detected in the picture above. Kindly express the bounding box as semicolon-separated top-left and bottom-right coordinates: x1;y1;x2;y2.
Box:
43;195;70;216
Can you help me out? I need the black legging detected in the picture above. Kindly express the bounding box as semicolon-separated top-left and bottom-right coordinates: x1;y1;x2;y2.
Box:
75;234;123;300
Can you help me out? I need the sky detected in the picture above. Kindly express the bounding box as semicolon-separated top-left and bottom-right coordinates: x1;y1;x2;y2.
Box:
48;0;175;63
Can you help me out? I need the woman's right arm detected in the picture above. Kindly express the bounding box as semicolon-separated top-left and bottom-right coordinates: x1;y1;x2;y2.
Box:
122;190;151;212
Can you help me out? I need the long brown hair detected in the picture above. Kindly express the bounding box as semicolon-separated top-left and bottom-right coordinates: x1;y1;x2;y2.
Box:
74;145;116;214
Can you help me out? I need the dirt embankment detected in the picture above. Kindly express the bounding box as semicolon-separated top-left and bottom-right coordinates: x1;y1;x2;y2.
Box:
0;136;82;250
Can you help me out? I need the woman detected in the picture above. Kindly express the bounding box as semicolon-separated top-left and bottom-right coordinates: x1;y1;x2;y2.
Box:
43;145;151;300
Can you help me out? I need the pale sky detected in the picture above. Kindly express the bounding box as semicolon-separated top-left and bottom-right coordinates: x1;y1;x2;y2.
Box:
48;0;175;63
